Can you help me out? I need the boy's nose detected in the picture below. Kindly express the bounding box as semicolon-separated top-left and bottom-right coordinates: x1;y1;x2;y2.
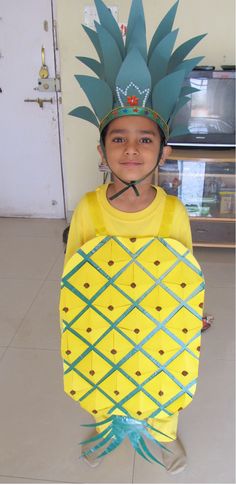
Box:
124;142;139;155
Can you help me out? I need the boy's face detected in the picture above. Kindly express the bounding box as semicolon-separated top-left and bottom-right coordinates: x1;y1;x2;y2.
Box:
98;116;171;183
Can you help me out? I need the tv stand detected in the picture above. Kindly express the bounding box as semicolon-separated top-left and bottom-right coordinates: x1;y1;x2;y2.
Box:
156;148;235;248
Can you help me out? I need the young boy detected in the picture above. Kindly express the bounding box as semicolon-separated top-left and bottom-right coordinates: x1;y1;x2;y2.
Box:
64;115;193;472
61;0;206;473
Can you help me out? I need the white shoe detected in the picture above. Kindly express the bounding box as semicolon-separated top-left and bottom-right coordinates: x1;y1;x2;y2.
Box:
161;437;187;474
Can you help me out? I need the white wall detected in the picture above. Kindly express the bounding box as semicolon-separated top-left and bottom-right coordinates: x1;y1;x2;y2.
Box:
56;0;235;217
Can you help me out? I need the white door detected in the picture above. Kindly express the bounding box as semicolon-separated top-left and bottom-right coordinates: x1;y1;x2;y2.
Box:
0;0;65;218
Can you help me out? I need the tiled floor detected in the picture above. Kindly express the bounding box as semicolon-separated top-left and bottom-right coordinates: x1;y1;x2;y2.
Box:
0;218;235;483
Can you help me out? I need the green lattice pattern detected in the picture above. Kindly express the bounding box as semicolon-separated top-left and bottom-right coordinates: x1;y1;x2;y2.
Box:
60;236;204;420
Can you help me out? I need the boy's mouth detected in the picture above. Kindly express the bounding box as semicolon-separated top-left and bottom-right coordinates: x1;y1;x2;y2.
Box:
120;160;142;166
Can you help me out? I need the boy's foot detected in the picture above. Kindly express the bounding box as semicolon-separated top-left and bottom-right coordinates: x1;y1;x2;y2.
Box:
80;431;103;468
161;437;187;474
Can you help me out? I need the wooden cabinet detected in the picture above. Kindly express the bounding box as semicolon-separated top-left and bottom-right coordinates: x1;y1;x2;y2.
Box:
157;149;235;248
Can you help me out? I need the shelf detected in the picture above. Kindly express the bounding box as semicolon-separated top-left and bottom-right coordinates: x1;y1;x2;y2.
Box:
159;148;236;248
193;242;235;248
170;148;235;162
190;217;236;222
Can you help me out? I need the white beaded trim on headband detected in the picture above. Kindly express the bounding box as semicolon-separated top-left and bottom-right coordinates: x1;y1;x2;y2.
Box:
116;82;151;108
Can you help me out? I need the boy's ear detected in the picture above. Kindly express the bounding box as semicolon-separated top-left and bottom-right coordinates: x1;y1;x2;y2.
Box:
159;145;172;166
97;144;104;161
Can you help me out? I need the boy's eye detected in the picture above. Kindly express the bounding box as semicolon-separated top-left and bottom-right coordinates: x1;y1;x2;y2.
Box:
112;137;126;143
140;137;152;143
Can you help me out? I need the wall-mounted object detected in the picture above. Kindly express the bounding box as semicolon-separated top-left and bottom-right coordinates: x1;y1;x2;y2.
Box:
37;77;61;92
24;97;53;108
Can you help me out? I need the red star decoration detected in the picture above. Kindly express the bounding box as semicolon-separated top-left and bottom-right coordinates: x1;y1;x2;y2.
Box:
127;95;139;106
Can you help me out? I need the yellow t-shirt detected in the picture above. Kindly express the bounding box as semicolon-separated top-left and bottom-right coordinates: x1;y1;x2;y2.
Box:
65;184;192;265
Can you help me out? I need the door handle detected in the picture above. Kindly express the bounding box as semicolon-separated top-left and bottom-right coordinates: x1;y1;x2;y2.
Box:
39;46;49;79
24;97;53;108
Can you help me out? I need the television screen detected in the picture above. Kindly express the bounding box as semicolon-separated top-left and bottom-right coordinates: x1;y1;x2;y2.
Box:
168;70;235;147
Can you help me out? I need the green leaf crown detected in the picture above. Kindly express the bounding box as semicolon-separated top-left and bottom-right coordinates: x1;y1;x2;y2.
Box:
70;0;206;140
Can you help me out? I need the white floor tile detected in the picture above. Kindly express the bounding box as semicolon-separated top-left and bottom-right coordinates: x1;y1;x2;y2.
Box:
0;476;63;483
0;237;63;280
0;278;43;346
0;217;67;239
201;286;235;360
194;248;235;288
46;251;66;281
11;280;61;350
0;348;134;483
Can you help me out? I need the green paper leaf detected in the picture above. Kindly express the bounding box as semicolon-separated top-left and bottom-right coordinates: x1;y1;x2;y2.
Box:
168;34;207;71
171;56;205;77
170;95;191;120
180;86;200;96
94;0;125;58
148;29;178;86
95;21;123;94
152;69;186;121
126;0;146;52
75;75;113;120
169;124;190;138
82;24;103;62
148;0;179;60
116;47;151;93
126;15;147;60
68;106;99;128
76;56;104;78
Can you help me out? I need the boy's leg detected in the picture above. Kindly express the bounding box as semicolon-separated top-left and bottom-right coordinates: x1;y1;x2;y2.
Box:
147;413;187;474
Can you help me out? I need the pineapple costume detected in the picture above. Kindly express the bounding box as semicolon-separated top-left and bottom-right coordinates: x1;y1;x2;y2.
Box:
60;0;207;464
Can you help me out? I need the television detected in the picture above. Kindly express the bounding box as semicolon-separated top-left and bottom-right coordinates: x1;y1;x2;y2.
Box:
168;70;235;148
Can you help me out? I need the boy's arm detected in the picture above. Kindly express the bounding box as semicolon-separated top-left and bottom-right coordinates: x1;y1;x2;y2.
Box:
64;195;97;266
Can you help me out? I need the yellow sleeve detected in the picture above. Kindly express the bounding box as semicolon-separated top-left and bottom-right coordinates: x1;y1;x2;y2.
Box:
64;195;96;265
170;198;193;252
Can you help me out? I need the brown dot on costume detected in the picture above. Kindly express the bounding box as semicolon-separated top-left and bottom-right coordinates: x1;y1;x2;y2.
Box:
158;390;164;396
84;283;90;288
182;328;188;334
135;371;141;376
154;260;160;266
159;350;164;355
130;282;136;288
134;328;140;334
181;282;186;288
199;302;203;308
108;260;114;266
137;411;142;416
70;390;76;395
197;346;201;352
92;409;98;414
65;350;71;355
130;237;136;242
114;390;119;395
156;306;162;312
89;370;95;376
108;305;114;311
86;327;92;333
110;349;117;355
63;307;69;313
178;407;183;411
182;370;188;376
